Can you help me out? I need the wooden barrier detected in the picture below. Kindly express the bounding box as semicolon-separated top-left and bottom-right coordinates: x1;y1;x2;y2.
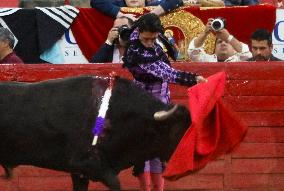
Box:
0;0;18;7
0;62;283;191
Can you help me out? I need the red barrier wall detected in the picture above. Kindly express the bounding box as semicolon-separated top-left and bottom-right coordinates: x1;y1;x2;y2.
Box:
0;0;19;7
0;62;284;191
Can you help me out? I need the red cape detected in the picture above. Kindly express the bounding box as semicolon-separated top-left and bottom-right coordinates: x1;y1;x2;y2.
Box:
163;72;247;180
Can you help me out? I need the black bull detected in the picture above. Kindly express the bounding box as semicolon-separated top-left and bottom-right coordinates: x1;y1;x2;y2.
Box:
0;76;191;191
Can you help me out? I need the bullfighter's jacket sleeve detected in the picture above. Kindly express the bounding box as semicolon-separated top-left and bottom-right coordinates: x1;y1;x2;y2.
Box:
138;62;197;87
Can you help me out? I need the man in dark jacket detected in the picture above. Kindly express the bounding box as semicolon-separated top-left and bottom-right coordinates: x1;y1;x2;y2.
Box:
90;0;183;19
91;16;133;63
247;29;282;61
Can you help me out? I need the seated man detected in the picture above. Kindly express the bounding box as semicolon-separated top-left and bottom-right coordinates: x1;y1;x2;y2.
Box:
187;18;252;62
0;27;23;64
90;0;184;19
247;28;282;61
91;16;134;63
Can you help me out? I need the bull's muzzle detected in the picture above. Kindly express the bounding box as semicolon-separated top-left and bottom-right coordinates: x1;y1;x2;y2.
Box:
154;105;178;121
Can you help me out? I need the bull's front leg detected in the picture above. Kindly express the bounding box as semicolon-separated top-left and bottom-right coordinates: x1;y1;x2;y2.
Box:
2;165;15;179
100;168;120;191
71;173;89;191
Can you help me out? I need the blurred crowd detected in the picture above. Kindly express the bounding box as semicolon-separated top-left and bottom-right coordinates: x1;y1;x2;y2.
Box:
0;0;283;8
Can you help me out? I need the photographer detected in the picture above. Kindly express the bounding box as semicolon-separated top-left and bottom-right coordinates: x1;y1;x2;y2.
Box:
91;16;133;63
187;18;252;62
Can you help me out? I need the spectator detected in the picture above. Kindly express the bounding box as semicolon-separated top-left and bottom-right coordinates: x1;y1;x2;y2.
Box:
91;16;134;63
19;0;91;8
278;0;283;8
123;13;207;191
19;0;64;8
69;0;90;7
224;0;259;6
0;27;23;64
187;18;252;62
197;0;225;7
247;29;282;61
90;0;184;19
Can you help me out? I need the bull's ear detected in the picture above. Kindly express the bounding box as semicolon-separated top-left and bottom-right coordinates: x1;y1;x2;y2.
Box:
154;105;178;121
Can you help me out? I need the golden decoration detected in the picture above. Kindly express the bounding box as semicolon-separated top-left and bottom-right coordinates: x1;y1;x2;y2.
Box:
160;10;216;61
199;0;225;7
165;29;174;37
120;6;155;15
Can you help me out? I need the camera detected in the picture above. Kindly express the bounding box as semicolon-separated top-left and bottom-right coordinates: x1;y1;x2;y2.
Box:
211;17;226;31
117;25;131;41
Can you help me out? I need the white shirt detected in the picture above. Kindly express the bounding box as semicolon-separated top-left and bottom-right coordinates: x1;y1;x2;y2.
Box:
187;37;252;62
112;45;123;63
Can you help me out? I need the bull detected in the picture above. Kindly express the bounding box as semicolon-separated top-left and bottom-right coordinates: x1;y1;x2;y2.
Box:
0;76;191;191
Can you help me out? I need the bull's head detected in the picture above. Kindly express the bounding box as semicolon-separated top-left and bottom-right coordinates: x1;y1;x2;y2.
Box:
152;104;191;161
74;78;191;188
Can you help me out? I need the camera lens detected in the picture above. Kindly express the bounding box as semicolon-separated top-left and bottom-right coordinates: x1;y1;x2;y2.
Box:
211;18;225;31
117;25;131;41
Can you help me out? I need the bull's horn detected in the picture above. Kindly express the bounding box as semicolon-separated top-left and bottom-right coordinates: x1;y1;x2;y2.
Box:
154;105;178;121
